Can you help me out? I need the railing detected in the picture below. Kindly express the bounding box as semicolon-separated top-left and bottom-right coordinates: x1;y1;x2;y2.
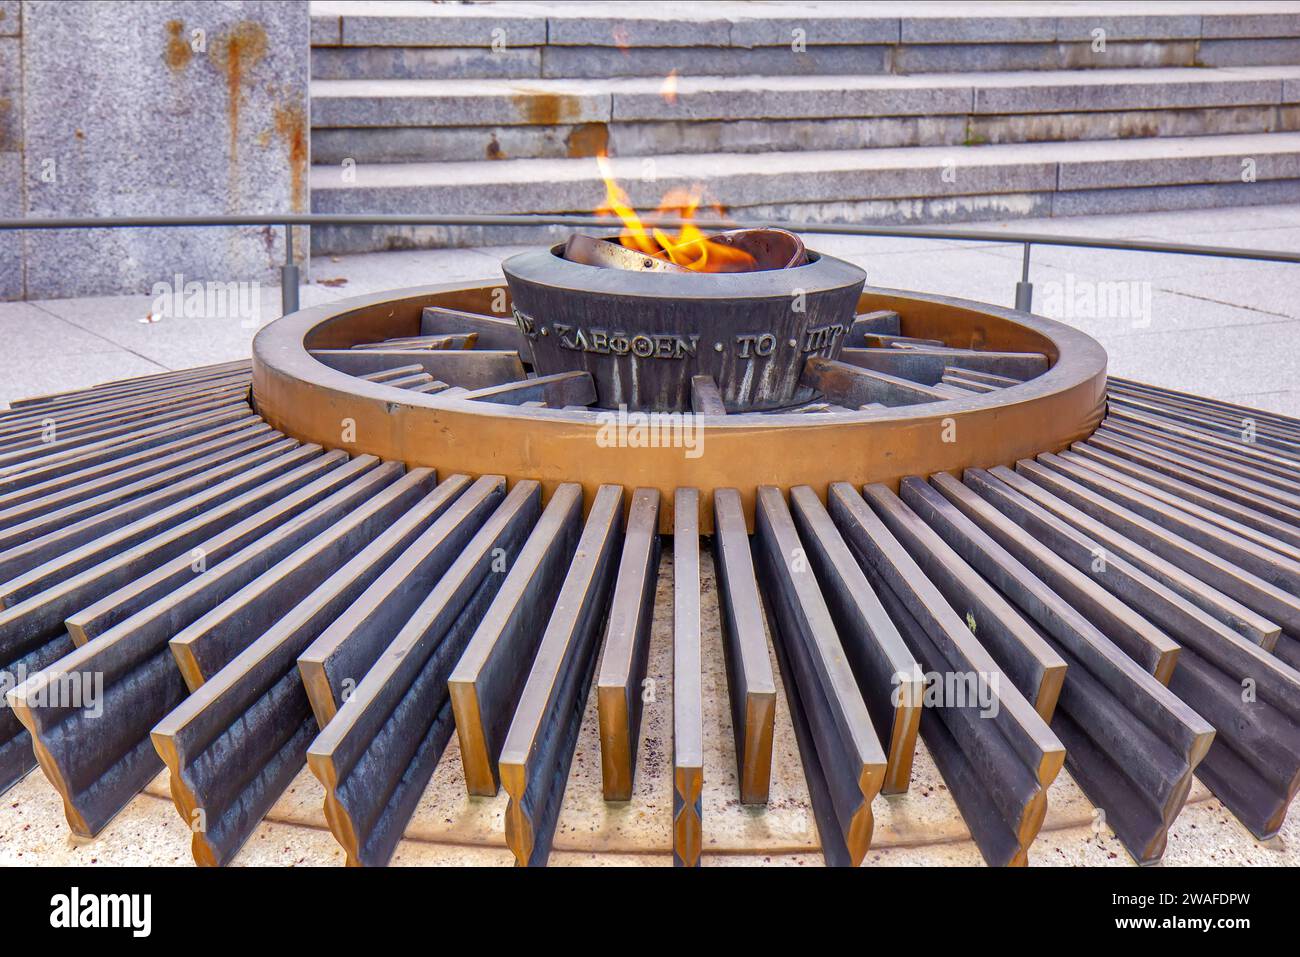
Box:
3;213;1298;316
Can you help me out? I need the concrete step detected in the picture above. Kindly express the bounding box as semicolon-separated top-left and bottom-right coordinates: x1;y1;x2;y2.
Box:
308;131;1300;253
310;67;1300;163
310;1;1300;79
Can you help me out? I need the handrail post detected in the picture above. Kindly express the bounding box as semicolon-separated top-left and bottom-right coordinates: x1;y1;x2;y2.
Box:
281;223;300;316
1014;242;1034;312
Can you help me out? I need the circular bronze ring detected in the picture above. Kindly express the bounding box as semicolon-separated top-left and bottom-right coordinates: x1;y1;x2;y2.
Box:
251;281;1107;532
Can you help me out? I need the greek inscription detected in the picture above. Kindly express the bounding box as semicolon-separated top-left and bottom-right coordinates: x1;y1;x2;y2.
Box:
552;324;699;359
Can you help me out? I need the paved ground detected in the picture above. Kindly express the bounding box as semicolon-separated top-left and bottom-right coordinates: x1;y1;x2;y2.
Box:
4;204;1299;415
2;203;1298;867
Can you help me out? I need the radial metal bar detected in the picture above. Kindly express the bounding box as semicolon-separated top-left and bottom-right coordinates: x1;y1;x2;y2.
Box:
310;348;526;387
931;471;1180;682
0;383;251;455
353;334;476;351
966;467;1258;686
754;486;886;866
0;417;270;519
0;428;284;554
1108;393;1300;456
149;474;470;866
460;371;596;407
673;488;704;867
61;454;358;646
1072;439;1300;554
306;480;541;867
358;365;424;383
981;470;1300;841
786;486;920;794
168;469;442;690
450;484;585;796
829;482;1065;867
1108;378;1300;432
901;475;1215;864
1108;385;1300;444
861;483;1066;723
948;367;1022;388
844;311;901;344
941;373;997;394
1097;416;1300;503
297;476;507;726
988;464;1278;650
711;488;775;804
1037;451;1300;598
1056;448;1300;562
0;375;253;442
1089;426;1300;522
896;347;1048;380
800;357;947;408
0;406;257;494
690;376;727;415
837;348;948;385
499;485;624;867
3;364;250;415
1108;406;1300;482
591;488;660;801
0;437;304;590
1014;457;1300;656
0;450;352;795
420;305;526;353
0;393;252;471
5;454;387;833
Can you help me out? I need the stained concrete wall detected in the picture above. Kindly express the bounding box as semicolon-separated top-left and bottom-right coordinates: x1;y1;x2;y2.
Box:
1;0;309;301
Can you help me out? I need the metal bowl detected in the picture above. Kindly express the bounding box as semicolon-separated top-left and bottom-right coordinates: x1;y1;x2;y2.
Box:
502;241;866;412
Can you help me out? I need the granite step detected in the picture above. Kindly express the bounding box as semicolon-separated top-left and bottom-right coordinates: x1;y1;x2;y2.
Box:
310;1;1300;79
310;67;1300;164
307;130;1300;253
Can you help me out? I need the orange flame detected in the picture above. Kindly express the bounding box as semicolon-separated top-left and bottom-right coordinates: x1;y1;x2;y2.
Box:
660;69;678;104
594;153;755;273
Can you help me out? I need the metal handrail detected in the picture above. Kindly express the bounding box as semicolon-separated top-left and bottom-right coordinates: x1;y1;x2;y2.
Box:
2;212;1297;315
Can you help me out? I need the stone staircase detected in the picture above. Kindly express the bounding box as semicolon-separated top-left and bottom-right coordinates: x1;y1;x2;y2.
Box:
308;0;1300;253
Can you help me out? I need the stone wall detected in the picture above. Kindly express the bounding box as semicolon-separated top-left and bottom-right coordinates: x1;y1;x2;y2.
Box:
1;0;309;301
